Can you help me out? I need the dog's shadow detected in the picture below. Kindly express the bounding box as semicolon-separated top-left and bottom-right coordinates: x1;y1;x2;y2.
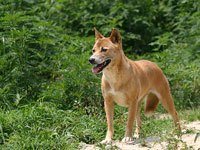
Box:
129;136;161;145
114;136;162;149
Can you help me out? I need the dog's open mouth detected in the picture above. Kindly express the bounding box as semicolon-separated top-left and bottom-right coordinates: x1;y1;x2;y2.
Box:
92;59;111;74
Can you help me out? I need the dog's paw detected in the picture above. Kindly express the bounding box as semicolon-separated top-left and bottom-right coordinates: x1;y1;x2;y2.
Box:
122;136;133;143
100;139;113;145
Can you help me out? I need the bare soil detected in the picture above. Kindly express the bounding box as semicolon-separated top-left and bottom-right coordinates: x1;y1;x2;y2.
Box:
80;120;200;150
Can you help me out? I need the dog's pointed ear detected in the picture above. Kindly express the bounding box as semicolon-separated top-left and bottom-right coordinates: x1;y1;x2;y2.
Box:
94;27;104;41
109;28;122;44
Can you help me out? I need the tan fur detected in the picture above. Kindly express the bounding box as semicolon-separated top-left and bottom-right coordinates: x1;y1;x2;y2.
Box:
90;28;181;144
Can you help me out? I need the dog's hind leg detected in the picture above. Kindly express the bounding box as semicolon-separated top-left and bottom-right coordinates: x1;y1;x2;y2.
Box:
156;88;181;132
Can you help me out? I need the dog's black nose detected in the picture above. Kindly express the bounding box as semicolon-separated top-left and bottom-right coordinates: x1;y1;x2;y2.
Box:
89;58;95;64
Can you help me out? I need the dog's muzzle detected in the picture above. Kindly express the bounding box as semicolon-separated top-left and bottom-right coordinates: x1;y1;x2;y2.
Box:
89;57;111;74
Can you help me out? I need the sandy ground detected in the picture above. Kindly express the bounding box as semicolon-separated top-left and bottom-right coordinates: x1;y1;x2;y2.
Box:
80;120;200;150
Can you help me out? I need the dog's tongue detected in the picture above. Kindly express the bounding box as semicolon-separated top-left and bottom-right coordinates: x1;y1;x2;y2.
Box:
92;64;103;74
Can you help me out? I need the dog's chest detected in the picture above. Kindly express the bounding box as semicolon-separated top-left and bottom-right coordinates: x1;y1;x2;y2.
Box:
109;89;128;107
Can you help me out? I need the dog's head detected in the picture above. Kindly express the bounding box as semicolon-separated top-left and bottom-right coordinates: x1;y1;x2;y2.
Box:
89;28;123;74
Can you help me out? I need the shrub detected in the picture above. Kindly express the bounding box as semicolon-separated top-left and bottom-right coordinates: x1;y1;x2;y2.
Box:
0;0;199;111
0;1;102;111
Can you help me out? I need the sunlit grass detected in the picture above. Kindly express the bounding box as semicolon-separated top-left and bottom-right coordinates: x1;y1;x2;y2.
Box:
1;102;199;149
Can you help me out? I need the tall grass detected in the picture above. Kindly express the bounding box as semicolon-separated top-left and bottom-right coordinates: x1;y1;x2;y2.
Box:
0;102;104;148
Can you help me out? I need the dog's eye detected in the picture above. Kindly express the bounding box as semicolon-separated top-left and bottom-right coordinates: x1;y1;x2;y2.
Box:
92;49;95;53
101;47;107;52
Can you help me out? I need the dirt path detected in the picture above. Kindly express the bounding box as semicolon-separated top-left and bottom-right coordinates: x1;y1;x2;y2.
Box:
80;120;200;150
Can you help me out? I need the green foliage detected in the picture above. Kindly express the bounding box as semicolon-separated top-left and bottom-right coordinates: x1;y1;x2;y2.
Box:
0;102;104;148
0;0;177;53
0;0;199;111
1;103;199;149
0;0;103;111
139;0;200;109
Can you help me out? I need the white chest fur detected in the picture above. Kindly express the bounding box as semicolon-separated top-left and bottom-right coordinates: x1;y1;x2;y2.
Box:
108;89;128;107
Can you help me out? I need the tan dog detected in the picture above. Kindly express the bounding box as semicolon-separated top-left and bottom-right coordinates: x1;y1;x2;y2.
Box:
89;28;181;144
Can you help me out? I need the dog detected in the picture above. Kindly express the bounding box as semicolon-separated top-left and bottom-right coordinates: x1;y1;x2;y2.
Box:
89;28;181;144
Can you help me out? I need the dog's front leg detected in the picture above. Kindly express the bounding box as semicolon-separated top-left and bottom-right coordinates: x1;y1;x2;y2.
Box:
122;101;137;143
101;97;114;144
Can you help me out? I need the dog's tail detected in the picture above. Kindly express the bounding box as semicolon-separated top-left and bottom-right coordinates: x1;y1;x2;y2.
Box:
144;93;159;117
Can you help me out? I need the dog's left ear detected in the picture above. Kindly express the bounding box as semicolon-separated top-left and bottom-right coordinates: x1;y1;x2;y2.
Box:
109;28;122;44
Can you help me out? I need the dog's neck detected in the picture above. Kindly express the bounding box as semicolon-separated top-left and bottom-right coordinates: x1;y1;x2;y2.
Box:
103;49;132;88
